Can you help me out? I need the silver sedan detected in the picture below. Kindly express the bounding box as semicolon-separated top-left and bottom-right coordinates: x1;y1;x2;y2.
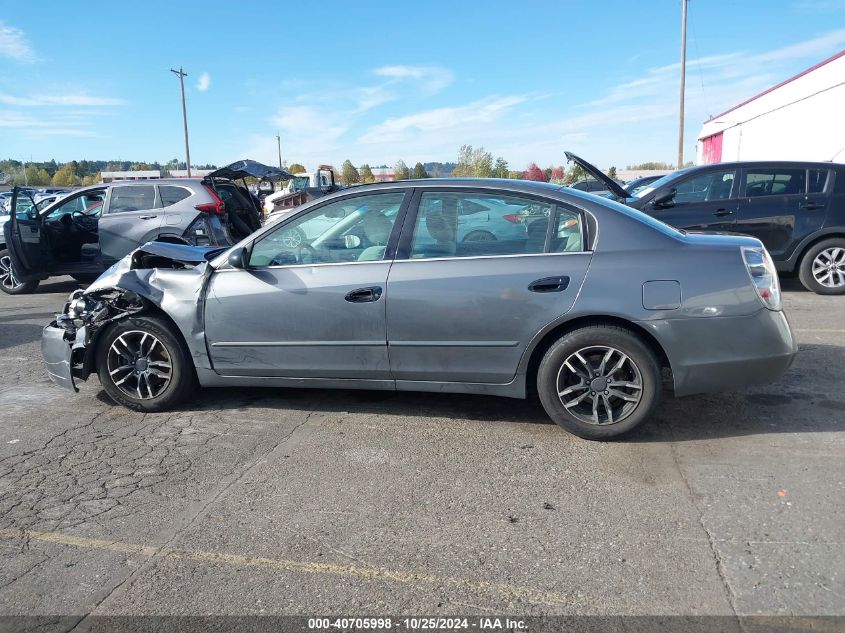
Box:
41;179;796;439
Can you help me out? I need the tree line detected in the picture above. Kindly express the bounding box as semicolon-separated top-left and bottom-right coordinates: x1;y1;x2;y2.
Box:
0;158;217;187
331;145;609;186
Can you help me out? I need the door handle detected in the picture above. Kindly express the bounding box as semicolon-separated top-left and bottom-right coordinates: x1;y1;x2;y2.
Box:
139;215;158;220
712;209;734;217
528;276;570;293
800;202;825;210
344;286;383;303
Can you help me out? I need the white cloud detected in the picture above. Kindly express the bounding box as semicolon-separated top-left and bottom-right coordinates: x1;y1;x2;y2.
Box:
0;93;126;107
373;65;454;93
197;72;211;92
358;95;528;144
0;21;36;62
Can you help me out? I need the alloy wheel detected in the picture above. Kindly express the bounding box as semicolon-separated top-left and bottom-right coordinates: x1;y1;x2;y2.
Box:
811;247;845;288
107;331;173;400
0;254;22;291
280;228;303;248
556;345;643;425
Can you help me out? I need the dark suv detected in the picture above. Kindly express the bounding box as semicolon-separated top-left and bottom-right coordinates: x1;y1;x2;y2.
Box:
568;153;845;294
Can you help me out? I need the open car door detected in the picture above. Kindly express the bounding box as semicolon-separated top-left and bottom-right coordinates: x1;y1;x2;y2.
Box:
3;187;48;282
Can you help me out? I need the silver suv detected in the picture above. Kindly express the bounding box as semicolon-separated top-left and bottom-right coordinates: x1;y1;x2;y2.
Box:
2;179;234;294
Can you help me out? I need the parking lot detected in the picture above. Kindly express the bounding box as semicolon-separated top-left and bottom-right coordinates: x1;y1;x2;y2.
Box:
0;277;842;625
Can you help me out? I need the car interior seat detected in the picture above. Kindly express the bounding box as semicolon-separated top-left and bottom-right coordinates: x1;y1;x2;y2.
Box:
358;212;393;261
423;202;458;257
705;176;733;201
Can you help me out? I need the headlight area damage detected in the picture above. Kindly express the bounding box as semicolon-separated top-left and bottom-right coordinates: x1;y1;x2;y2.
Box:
42;242;223;391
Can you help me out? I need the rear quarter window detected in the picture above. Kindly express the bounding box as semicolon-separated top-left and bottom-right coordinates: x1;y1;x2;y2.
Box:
159;185;192;207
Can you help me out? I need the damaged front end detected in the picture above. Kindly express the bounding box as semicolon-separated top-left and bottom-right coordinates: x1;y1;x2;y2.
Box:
42;241;222;392
43;288;146;391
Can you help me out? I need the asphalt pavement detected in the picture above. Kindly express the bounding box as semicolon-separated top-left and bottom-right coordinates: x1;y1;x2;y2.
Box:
0;276;842;631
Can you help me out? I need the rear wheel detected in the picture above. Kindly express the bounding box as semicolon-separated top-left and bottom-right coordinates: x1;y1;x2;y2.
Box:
463;230;496;242
798;238;845;295
96;315;195;411
0;249;39;295
537;326;661;440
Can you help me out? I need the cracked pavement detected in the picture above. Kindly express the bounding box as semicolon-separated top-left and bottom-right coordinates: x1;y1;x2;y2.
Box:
0;276;842;626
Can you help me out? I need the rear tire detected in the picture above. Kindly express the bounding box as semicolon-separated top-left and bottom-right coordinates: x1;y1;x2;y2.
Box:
96;315;195;412
0;249;39;295
798;238;845;295
537;326;661;440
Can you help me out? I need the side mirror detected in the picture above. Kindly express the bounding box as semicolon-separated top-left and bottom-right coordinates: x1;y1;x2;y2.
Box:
344;234;361;249
228;246;249;269
652;188;676;207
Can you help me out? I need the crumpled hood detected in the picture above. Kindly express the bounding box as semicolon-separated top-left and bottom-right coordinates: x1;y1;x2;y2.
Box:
84;241;223;296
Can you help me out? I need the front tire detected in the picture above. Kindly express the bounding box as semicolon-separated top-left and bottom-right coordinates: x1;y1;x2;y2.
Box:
798;238;845;295
96;315;195;411
537;326;661;440
0;249;39;295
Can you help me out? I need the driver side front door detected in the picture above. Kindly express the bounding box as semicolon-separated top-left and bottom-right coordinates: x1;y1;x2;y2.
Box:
647;168;739;233
204;190;409;379
5;188;47;281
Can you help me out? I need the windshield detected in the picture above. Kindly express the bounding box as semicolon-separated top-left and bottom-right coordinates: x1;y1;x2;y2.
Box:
632;168;692;199
291;176;310;191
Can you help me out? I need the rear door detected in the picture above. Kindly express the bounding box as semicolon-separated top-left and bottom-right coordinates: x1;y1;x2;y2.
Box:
385;188;592;385
4;188;47;280
647;167;739;232
98;184;162;265
736;166;830;261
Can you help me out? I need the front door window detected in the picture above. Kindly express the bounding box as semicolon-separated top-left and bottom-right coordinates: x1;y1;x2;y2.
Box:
249;192;406;267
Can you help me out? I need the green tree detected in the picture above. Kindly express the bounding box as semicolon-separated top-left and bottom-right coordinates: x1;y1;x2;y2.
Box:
359;164;375;183
565;163;588;185
507;170;524;179
341;159;360;184
394;160;410;180
492;157;509;178
451;145;493;178
411;162;429;179
543;167;553;181
288;163;306;174
607;166;617;179
626;161;672;170
52;163;78;186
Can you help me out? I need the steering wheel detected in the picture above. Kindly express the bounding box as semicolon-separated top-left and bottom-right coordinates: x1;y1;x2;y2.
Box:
297;243;317;264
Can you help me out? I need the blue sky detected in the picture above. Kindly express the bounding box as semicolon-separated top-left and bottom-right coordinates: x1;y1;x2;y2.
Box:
2;0;845;171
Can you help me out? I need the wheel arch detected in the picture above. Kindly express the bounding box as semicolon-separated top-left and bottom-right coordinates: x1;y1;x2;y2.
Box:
82;297;196;380
522;314;671;398
782;229;845;272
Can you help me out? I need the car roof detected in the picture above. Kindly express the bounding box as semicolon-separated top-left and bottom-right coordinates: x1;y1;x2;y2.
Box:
340;178;566;195
107;178;205;186
687;160;844;170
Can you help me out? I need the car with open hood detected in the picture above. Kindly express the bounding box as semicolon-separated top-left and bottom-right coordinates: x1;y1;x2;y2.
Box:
566;152;845;294
1;159;292;295
40;178;796;440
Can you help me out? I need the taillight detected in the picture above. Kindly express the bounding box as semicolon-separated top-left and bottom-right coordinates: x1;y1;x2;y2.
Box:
196;185;225;215
742;246;781;310
502;213;522;224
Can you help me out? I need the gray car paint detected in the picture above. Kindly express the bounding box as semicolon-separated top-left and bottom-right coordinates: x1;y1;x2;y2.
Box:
42;179;796;403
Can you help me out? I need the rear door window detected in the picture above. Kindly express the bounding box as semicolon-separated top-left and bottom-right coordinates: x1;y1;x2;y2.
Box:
808;169;829;194
159;185;192;207
108;185;156;213
744;169;806;197
409;191;571;259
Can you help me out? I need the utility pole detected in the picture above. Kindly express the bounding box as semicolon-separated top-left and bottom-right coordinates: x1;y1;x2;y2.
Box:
677;0;688;169
276;133;283;170
170;67;192;177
